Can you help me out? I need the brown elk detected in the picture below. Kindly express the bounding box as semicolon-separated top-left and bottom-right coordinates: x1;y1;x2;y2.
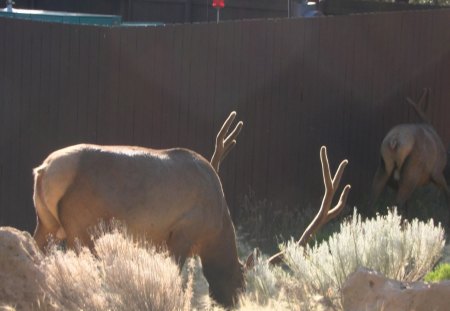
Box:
370;88;450;217
32;111;243;308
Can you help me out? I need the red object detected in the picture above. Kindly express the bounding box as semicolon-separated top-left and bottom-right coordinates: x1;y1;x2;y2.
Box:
212;0;225;8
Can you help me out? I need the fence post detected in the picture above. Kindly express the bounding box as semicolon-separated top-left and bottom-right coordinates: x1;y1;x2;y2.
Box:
185;0;192;23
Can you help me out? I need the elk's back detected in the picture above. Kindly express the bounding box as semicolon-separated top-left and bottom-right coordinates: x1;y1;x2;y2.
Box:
35;144;227;246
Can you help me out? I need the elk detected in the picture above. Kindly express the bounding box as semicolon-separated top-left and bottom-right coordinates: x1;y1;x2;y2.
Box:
370;88;450;217
32;111;243;308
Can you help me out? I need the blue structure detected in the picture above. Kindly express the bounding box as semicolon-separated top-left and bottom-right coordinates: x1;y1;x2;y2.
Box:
0;0;122;26
0;7;122;25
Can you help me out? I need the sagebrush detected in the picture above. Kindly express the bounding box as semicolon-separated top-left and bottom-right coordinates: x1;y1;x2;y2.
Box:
235;208;445;309
41;224;192;311
32;208;445;310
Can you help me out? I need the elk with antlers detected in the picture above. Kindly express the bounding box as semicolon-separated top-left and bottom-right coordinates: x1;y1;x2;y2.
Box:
32;111;243;308
370;88;450;217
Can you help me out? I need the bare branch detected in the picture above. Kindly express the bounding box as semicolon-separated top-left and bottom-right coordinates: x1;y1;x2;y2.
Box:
268;146;351;265
210;111;243;173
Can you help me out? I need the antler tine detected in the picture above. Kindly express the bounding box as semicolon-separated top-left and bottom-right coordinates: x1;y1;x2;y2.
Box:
296;146;350;247
268;146;351;265
406;88;430;124
421;88;430;112
325;158;351;222
211;111;243;173
417;88;429;111
222;119;244;160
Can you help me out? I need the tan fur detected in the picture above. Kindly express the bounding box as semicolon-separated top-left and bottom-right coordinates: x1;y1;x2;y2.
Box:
33;143;244;307
371;123;449;213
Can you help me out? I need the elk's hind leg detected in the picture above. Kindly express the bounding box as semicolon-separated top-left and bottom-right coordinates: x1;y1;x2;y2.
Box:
431;172;450;201
369;158;393;214
395;157;425;219
57;192;108;252
33;215;61;252
431;172;450;224
33;188;66;251
33;166;67;252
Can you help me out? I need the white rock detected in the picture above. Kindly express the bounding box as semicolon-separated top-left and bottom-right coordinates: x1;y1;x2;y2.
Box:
0;227;45;310
342;267;450;311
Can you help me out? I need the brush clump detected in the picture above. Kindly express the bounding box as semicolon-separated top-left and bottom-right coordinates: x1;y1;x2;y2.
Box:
2;208;444;311
41;223;192;311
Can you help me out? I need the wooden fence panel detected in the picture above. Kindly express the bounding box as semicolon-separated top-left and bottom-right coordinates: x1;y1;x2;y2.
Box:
434;11;450;146
1;9;450;232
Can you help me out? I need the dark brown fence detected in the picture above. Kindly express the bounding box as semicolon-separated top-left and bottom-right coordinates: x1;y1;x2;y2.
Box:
1;9;450;232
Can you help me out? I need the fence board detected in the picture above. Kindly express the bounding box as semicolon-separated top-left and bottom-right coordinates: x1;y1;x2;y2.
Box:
177;24;192;148
433;11;448;143
160;26;177;149
1;19;13;225
214;22;235;202
17;21;33;228
0;18;4;225
187;24;210;152
238;19;254;204
266;20;281;200
11;20;26;227
133;27;153;147
85;26;101;143
197;24;214;158
231;20;248;208
288;18;307;204
171;25;184;147
23;22;39;227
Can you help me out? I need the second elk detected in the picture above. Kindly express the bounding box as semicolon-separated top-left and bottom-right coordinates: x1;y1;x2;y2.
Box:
370;88;450;219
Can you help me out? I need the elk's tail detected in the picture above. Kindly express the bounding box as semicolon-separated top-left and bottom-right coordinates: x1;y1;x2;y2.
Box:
33;165;66;251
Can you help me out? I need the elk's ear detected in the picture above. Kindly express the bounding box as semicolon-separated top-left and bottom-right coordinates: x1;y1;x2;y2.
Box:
244;248;260;270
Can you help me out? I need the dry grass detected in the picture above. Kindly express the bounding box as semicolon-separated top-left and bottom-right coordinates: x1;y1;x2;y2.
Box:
40;223;192;311
25;208;445;311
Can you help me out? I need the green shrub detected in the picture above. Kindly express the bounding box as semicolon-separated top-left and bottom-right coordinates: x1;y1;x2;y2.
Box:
424;263;450;282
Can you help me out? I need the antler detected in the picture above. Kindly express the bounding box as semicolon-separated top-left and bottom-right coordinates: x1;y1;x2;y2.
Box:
268;146;351;265
210;111;243;173
406;88;430;124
